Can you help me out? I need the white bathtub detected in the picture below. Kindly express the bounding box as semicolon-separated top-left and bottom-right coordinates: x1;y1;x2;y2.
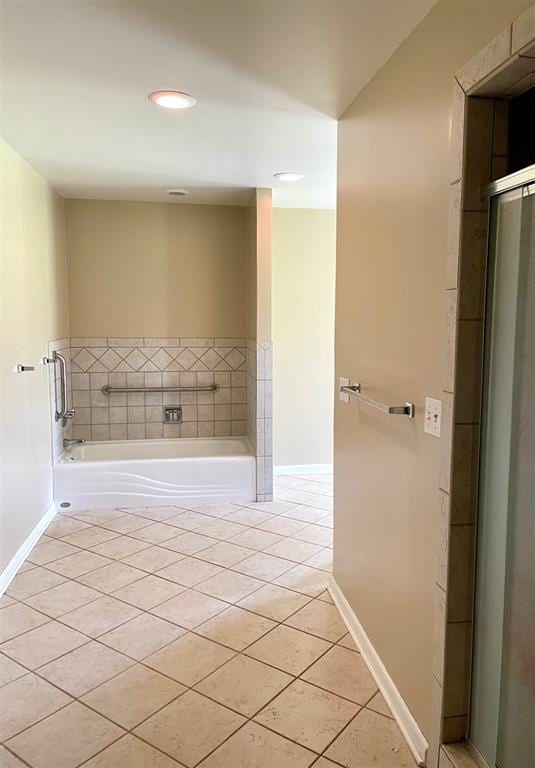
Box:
54;437;256;511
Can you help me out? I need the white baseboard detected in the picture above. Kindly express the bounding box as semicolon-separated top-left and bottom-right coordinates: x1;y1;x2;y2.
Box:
0;504;57;597
329;578;428;767
274;463;333;475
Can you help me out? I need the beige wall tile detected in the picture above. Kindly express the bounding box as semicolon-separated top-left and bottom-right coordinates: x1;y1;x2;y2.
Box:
457;26;512;93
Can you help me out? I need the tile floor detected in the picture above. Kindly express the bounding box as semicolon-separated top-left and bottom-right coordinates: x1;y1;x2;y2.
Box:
0;473;416;768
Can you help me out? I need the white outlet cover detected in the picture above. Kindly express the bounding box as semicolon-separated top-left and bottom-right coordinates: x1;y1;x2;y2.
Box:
424;397;442;437
339;377;350;403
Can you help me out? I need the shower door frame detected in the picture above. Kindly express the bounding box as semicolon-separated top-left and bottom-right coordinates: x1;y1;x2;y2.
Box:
428;9;535;768
469;167;535;768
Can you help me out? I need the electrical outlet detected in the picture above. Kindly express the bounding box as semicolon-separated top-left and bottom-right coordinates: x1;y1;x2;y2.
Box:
424;397;442;437
339;377;350;403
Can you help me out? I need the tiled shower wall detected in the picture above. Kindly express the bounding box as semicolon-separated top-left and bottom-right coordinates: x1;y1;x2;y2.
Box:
53;338;248;442
247;340;273;501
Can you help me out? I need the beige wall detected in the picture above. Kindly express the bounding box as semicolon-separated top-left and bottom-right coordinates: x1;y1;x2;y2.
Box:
65;199;248;338
334;0;532;739
0;138;69;573
273;209;335;467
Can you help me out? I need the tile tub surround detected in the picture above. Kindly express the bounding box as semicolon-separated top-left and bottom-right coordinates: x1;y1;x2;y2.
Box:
66;338;248;442
247;341;273;502
0;472;414;768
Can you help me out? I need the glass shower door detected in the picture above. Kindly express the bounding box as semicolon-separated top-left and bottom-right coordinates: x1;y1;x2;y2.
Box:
470;177;535;768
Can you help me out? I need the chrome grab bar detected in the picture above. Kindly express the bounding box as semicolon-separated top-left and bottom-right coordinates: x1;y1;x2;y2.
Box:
340;382;415;418
50;352;75;425
102;384;219;394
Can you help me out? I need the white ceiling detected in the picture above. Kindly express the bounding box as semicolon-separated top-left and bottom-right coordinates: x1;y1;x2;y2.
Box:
0;0;435;208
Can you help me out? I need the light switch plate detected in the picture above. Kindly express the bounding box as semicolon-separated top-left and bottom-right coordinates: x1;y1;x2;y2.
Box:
424;397;442;437
339;377;350;403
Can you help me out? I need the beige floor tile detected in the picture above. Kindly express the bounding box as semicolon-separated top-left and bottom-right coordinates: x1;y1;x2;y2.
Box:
14;562;37;574
0;621;87;669
98;514;154;534
273;564;331;597
257;515;308;536
77;561;146;593
45;516;91;538
6;567;66;600
0;673;71;741
82;734;180;767
6;701;124;768
195;654;292;717
264;538;323;563
238;583;311;622
0;603;50;643
37;640;134;696
312;759;343;768
129;522;179;544
223;508;274;526
196;606;276;651
100;612;185;660
280;505;327;524
293;524;333;547
304;548;333;572
302;645;378;704
318;589;334;603
245;624;330;675
285;599;347;642
197;569;264;603
135;689;245;766
91;535;151;560
366;691;393;718
60;596;141;637
249;499;300;514
24;580;101;618
45;550;113;578
145;633;235;686
0;653;27;686
161;532;218;555
0;745;27;767
232;552;295;581
82;664;185;729
197;541;255;567
229;528;283;551
338;633;358;652
157;557;222;587
0;594;16;609
191;502;244;518
62;526;119;549
121;545;184;573
325;708;415;767
27;539;80;565
127;506;180;522
255;679;359;753
197;519;248;541
151;589;228;629
198;721;316;768
74;508;125;525
165;510;213;531
112;574;185;610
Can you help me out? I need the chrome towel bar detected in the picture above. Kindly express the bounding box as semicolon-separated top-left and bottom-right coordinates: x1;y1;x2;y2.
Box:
340;382;415;418
102;384;219;394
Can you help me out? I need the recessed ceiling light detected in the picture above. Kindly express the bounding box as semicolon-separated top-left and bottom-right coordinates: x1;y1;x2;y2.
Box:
273;172;304;182
149;91;196;109
167;189;188;196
